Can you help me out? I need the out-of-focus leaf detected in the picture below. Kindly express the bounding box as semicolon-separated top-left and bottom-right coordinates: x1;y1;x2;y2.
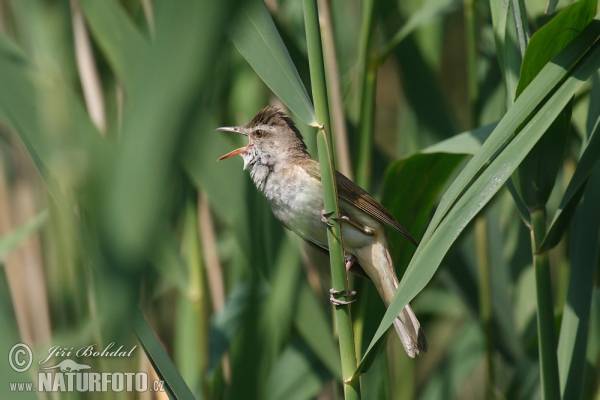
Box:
0;33;101;219
0;211;48;262
546;0;559;15
420;121;497;155
265;338;331;400
133;312;195;399
100;1;232;265
377;0;461;62
557;165;600;398
379;2;458;143
294;276;342;379
418;321;484;400
231;0;315;124
505;358;541;400
512;0;596;209
79;0;148;89
209;282;267;374
354;18;600;374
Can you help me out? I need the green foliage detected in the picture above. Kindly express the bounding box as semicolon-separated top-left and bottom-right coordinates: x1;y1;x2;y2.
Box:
0;0;598;399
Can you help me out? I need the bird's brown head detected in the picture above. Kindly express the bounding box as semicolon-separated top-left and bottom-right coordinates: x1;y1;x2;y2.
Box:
216;106;308;170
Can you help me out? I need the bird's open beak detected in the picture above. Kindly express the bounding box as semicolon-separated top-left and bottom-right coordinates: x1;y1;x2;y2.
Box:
215;126;252;161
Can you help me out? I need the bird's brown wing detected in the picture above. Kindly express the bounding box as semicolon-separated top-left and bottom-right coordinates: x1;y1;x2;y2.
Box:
302;159;418;246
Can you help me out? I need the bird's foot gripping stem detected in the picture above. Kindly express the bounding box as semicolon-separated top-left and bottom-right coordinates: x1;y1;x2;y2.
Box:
332;215;373;235
321;210;374;236
321;210;334;227
329;288;357;306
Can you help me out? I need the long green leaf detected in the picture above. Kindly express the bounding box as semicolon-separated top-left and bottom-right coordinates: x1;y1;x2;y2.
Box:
231;0;315;124
133;312;195;399
354;19;600;374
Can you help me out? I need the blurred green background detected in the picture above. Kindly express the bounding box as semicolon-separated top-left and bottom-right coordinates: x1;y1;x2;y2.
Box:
0;0;599;399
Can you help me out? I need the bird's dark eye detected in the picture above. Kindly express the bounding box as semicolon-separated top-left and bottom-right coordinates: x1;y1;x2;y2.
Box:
255;130;264;138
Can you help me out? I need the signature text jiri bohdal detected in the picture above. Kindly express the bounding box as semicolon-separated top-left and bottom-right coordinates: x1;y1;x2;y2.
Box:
39;343;137;365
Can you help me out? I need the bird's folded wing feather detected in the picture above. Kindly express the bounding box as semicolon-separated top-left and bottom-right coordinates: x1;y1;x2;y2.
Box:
302;159;418;246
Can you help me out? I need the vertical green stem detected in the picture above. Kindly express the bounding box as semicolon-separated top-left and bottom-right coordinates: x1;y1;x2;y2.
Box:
475;216;495;400
356;68;377;190
303;0;361;398
464;0;478;127
531;207;560;400
355;0;377;190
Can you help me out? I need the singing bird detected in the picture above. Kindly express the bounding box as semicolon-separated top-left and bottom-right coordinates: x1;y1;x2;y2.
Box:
216;107;427;357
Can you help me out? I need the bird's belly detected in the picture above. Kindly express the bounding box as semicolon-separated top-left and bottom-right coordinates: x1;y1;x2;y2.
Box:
264;168;329;248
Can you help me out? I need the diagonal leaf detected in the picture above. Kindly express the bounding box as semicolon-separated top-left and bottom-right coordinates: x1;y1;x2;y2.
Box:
265;338;332;400
133;312;195;399
294;276;342;379
0;210;48;263
231;0;315;124
353;19;600;375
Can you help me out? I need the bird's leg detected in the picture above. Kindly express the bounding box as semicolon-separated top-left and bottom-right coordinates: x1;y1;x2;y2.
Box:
333;215;374;235
321;209;334;227
329;254;357;306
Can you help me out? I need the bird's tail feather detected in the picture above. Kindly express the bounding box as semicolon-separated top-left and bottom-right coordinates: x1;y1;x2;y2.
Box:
356;232;427;358
393;305;428;358
384;247;427;358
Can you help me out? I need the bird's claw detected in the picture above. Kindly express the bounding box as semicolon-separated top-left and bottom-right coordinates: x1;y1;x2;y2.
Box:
321;210;334;227
329;288;357;306
332;215;374;235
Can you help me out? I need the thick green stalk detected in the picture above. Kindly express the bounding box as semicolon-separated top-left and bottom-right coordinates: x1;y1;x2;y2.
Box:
355;0;377;190
303;0;360;398
530;207;560;400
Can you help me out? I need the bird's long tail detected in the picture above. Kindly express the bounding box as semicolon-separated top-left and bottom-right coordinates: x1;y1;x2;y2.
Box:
357;233;427;358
